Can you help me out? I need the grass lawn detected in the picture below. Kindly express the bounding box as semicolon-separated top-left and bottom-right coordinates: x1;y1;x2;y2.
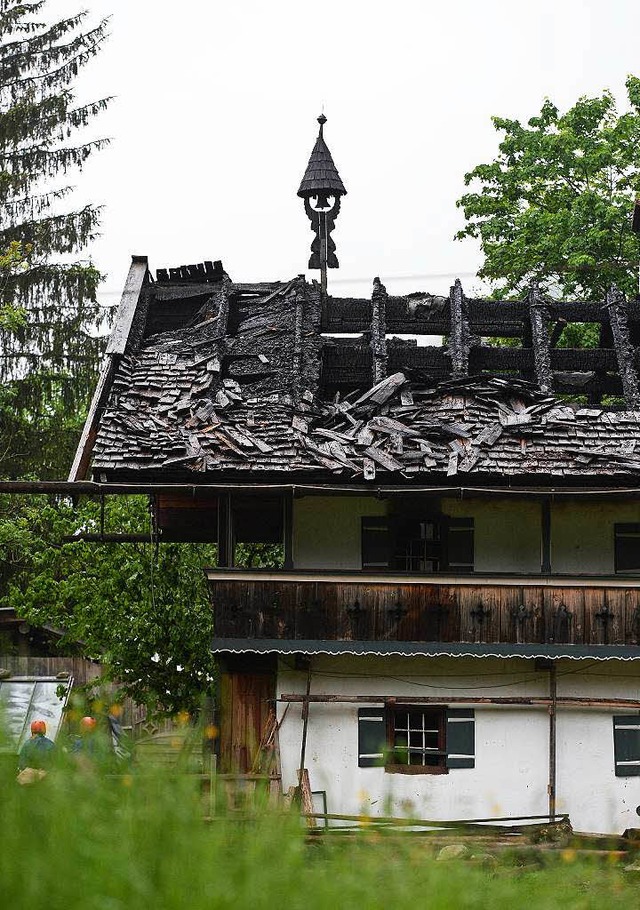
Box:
0;759;637;909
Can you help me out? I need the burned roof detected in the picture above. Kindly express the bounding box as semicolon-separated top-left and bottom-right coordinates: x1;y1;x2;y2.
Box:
78;258;640;486
92;365;640;482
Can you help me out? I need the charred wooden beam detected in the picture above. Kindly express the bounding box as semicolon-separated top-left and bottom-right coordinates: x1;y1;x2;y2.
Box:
605;285;640;407
528;283;552;393
214;276;232;337
549;319;567;349
326;297;640;336
309;342;624;383
68;256;149;482
292;281;305;399
370;277;388;384
447;279;470;378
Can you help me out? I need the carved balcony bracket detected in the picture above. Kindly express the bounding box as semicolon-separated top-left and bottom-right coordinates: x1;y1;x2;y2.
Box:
595;603;615;645
387;600;408;624
551;602;573;644
471;602;491;625
512;602;533;644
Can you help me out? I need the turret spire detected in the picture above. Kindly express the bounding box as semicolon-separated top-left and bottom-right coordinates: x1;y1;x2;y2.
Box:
298;114;346;295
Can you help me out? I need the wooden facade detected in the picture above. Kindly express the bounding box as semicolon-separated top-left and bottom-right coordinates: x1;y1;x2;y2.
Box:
208;572;640;648
218;665;275;773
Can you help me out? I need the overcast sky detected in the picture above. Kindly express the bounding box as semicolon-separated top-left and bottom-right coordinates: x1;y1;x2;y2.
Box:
49;0;640;307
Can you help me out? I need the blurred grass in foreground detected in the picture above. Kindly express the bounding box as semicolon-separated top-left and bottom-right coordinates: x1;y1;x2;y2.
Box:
0;758;637;910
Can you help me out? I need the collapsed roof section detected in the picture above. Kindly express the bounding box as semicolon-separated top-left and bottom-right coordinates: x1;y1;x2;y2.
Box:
74;256;640;486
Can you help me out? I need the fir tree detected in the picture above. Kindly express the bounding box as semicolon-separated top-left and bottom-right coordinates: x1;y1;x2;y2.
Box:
0;1;110;477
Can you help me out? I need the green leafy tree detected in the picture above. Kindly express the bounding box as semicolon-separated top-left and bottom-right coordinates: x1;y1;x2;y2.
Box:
0;492;283;713
0;494;218;714
0;1;110;478
456;76;640;302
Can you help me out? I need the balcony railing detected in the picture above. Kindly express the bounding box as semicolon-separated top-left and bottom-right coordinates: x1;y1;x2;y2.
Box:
206;570;640;647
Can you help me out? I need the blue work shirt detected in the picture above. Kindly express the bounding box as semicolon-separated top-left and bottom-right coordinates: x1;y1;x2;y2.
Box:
18;734;55;770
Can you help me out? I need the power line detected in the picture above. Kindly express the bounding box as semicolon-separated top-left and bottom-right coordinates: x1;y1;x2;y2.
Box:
96;270;483;296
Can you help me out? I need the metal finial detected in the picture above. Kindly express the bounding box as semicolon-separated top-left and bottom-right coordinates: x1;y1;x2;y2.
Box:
317;113;327;135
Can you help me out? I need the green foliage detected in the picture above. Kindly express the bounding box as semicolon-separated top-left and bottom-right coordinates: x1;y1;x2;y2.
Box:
457;76;640;302
0;1;110;476
0;762;637;909
0;494;218;714
0;489;284;713
0;239;27;329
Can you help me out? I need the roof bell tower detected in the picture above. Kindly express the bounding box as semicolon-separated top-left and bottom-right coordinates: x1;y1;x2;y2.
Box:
298;114;347;295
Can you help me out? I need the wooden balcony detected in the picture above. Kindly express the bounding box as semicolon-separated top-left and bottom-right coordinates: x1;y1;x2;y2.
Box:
207;571;640;648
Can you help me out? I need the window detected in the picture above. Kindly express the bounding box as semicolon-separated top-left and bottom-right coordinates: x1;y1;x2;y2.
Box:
613;715;640;776
390;707;446;770
362;516;474;573
614;524;640;574
357;706;475;773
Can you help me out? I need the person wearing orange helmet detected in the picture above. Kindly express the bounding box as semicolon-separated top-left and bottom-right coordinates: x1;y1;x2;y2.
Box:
17;719;56;771
71;715;112;768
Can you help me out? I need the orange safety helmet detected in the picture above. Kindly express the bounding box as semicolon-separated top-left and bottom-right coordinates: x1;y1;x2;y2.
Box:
80;716;97;732
30;719;46;735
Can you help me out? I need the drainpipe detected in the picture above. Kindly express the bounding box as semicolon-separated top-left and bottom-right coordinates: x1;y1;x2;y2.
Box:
548;662;557;822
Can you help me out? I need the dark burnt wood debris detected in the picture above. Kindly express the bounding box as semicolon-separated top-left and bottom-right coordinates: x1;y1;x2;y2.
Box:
91;264;640;483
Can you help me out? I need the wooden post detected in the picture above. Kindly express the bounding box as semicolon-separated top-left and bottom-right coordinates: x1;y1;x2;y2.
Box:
217;492;233;567
320;213;328;297
283;490;293;570
371;277;388;384
297;668;316;827
528;283;552;394
605;285;640;407
448;279;470;378
541;498;551;575
299;668;312;771
208;751;217;819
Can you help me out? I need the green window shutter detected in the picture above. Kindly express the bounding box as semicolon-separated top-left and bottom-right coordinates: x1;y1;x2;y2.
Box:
361;518;391;570
446;709;475;769
613;715;640;776
446;519;474;573
358;708;386;767
614;524;640;574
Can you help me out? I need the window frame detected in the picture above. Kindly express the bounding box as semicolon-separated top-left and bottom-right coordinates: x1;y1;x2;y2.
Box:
357;705;475;774
361;515;474;574
613;714;640;776
385;705;448;775
614;523;640;575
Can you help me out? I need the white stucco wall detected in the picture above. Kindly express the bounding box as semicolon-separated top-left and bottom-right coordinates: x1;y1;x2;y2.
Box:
291;494;640;575
276;655;640;834
293;496;387;570
442;498;541;573
551;501;640;574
